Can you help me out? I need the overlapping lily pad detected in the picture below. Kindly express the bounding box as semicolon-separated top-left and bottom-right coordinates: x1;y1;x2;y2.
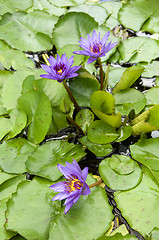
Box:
99;155;142;190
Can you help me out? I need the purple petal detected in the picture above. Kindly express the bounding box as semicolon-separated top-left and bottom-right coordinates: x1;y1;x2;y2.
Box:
87;57;97;64
66;72;79;79
56;53;61;64
72;159;82;173
73;50;91;56
104;41;118;53
87;33;93;45
82;167;88;181
92;30;98;42
101;31;110;45
67;55;74;67
49;182;66;192
64;191;81;205
41;64;52;74
49;55;56;66
82;183;91;196
64;201;74;214
52;192;70;201
40;74;54;79
69;65;81;74
57;164;72;179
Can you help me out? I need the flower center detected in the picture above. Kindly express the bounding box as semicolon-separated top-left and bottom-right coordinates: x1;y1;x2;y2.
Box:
54;63;66;75
65;175;83;193
90;42;102;54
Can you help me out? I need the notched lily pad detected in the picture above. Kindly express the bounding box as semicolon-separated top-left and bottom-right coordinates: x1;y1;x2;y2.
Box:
99;155;142;190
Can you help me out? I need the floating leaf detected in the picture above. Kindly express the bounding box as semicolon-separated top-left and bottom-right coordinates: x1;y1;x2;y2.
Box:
90;91;122;128
0;0;33;15
118;37;159;63
69;70;100;107
114;88;146;116
97;233;137;240
99;155;142;190
114;166;159;236
79;136;113;157
140;62;159;78
0;138;36;174
18;90;52;144
112;66;144;94
119;0;159;33
116;125;132;142
130;138;159;171
49;182;113;240
75;109;94;134
6;177;60;240
87;120;119;144
144;87;159;106
26;140;86;181
0;11;57;51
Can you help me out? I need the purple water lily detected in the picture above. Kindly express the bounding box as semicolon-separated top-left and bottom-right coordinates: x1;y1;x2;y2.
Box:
73;30;118;64
50;159;91;214
40;53;81;83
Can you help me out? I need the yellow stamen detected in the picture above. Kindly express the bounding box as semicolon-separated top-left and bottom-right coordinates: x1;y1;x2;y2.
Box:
57;69;63;75
65;177;83;193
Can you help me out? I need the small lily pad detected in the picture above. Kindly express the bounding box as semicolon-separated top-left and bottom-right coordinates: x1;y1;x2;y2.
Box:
75;108;94;134
116;125;132;142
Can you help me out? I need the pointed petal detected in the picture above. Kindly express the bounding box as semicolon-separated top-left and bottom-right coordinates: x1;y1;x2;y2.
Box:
73;50;90;56
64;201;74;214
82;183;91;196
52;192;70;201
82;167;88;181
41;64;52;74
49;55;56;66
69;65;81;74
66;72;79;79
72;159;82;173
92;30;97;42
57;164;72;179
87;57;97;64
40;74;54;79
67;55;74;67
49;182;66;192
101;31;110;45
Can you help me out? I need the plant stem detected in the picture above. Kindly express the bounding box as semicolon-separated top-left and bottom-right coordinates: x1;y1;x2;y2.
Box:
104;63;110;89
66;115;84;135
98;58;104;91
89;179;103;188
63;81;80;112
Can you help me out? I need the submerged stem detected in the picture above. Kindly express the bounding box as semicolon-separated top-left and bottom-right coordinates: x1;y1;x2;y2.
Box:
63;81;80;112
98;58;104;91
89;179;103;188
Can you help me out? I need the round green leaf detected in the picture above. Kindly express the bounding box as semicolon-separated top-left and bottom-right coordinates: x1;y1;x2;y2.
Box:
144;87;159;106
26;140;86;181
75;108;94;133
0;138;36;174
49;185;113;240
87;120;119;144
6;177;60;240
79;136;113;157
99;155;142;190
0;117;12;141
130;138;159;171
0;0;33;15
114;88;146;115
69;70;100;107
18;90;52;144
0;11;57;51
114;166;159;236
116;125;132;142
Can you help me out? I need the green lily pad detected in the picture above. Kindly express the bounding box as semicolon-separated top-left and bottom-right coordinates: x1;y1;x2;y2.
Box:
112;66;144;94
140;62;159;78
114;166;159;236
118;37;159;63
52;12;98;50
0;0;33;15
144;87;159;106
0;116;12;141
119;0;159;33
130;138;159;171
0;11;57;51
17;90;52;144
79;136;113;157
6;177;61;240
0;138;36;174
69;69;100;107
49;185;113;240
116;125;132;142
97;233;137;240
26;140;86;181
114;88;146;116
90;91;122;128
75;108;94;134
106;67;126;89
87;120;119;144
68;3;108;25
0;40;34;70
99;155;142;190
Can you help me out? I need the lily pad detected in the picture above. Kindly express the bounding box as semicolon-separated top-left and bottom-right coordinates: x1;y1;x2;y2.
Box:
144;87;159;106
116;125;132;142
75;108;94;134
17;90;52;144
87;120;119;144
0;0;33;15
99;155;142;190
114;166;159;236
79;136;113;157
130;138;159;171
49;185;113;240
114;88;146;116
6;177;61;240
0;138;36;174
26;140;86;181
0;11;57;51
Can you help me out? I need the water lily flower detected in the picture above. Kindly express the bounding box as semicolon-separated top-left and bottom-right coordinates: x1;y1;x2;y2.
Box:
40;53;81;83
50;159;91;214
73;30;118;64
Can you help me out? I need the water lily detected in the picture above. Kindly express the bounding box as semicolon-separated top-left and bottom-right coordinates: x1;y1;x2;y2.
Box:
50;159;91;214
40;53;81;83
73;30;118;64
